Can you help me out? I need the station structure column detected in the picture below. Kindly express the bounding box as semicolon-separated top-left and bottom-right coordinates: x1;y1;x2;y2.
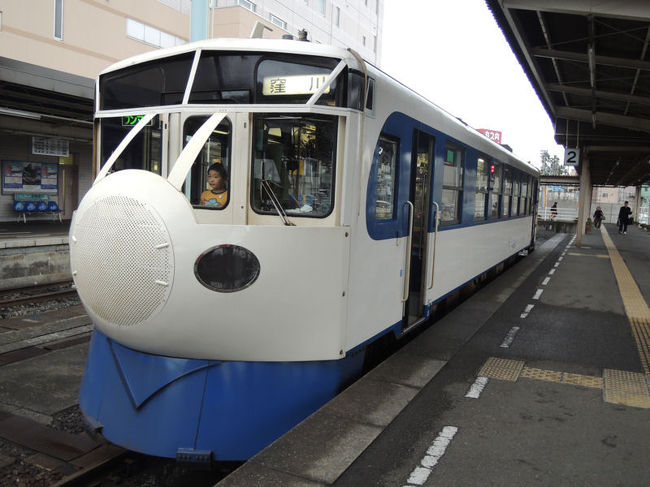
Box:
576;153;591;248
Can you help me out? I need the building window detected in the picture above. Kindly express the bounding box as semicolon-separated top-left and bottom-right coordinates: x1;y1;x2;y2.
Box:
54;0;63;40
335;6;340;27
441;143;464;225
237;0;256;13
317;0;325;15
126;18;184;48
269;14;287;30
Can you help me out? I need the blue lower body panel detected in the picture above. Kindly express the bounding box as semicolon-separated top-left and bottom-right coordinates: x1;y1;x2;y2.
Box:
79;330;365;460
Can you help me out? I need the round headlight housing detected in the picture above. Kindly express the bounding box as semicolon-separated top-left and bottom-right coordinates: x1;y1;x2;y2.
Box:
194;245;260;292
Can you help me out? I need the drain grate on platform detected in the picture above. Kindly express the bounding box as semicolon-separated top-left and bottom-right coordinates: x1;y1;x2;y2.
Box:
603;369;650;409
477;357;524;382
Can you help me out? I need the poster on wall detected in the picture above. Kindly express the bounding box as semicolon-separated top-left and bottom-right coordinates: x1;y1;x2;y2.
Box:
1;160;59;194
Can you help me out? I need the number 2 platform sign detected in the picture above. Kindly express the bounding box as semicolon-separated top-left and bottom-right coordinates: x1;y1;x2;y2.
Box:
564;148;580;167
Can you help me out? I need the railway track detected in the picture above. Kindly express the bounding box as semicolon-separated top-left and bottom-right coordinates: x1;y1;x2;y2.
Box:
0;291;237;486
0;280;77;307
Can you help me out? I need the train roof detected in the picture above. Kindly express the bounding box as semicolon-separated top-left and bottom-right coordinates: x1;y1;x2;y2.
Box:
98;38;538;175
99;38;359;76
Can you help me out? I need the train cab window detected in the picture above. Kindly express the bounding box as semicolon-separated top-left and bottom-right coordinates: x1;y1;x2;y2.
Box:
99;115;162;174
502;167;512;217
512;174;521;216
375;135;398;220
489;163;502;218
183;116;232;209
256;58;340;106
474;158;489;221
365;77;376;117
441;143;464;225
251;113;337;217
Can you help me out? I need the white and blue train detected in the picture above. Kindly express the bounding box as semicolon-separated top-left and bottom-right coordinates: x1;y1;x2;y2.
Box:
70;38;539;461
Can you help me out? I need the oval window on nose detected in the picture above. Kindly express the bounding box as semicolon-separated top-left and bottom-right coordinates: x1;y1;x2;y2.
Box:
195;245;260;292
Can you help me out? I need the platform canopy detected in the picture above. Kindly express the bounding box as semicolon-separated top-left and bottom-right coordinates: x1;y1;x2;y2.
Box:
487;0;650;186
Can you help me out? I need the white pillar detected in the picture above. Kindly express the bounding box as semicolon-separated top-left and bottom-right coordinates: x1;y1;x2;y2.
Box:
576;155;591;248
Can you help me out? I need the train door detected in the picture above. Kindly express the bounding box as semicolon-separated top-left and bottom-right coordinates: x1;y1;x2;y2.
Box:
403;130;434;329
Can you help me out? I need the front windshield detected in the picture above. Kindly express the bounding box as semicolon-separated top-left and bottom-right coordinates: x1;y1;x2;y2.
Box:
252;114;337;218
100;116;161;174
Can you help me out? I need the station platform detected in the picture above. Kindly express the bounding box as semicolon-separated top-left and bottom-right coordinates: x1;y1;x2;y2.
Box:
0;220;71;290
218;223;650;486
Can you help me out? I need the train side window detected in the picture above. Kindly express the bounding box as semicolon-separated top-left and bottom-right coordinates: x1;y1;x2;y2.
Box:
183;116;232;209
489;163;501;218
474;157;489;221
441;143;464;225
502;167;512;218
375;135;398;220
512;173;521;216
521;176;528;215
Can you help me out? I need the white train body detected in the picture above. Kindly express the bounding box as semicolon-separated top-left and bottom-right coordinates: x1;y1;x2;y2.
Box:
72;38;538;460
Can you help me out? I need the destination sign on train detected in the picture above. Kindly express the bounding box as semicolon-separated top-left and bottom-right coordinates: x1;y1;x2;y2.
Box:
262;75;330;96
122;115;153;127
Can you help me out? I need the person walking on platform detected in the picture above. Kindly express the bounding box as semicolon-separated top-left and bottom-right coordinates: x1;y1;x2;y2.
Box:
618;201;632;234
550;202;557;220
593;206;604;229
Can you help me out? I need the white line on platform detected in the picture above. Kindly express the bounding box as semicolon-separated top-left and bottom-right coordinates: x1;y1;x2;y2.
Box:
500;326;520;348
542;277;550;286
548;269;556;275
465;377;489;398
533;289;544;300
405;426;459;486
520;303;535;318
558;256;564;261
554;262;560;268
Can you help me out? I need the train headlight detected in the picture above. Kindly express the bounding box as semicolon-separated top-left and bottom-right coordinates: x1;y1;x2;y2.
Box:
194;245;261;293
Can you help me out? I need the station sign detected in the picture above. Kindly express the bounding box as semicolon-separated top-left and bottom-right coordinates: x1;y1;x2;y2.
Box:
477;128;502;144
564;148;580;166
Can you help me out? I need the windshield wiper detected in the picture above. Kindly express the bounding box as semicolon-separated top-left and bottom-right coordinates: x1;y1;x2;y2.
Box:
261;179;295;226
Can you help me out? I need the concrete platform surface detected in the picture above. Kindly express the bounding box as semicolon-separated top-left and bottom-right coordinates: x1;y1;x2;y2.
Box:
219;224;650;486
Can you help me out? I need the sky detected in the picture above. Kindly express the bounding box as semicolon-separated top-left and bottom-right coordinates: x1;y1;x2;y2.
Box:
380;0;565;168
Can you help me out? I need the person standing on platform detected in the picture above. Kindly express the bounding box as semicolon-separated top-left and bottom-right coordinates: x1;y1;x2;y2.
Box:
550;202;557;220
593;206;604;229
618;201;632;234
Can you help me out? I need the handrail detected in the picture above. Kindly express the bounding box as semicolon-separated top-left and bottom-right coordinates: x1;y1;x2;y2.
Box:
428;201;440;291
401;201;414;303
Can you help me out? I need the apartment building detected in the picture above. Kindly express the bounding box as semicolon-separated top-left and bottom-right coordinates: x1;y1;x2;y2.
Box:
0;0;383;222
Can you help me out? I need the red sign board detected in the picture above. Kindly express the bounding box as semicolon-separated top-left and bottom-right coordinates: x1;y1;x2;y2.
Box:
478;128;502;144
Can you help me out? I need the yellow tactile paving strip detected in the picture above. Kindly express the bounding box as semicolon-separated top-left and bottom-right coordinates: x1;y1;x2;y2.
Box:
603;369;650;409
478;357;650;409
477;357;524;381
600;226;650;375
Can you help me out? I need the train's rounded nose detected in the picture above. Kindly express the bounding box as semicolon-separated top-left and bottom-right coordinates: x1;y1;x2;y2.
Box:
70;170;176;328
